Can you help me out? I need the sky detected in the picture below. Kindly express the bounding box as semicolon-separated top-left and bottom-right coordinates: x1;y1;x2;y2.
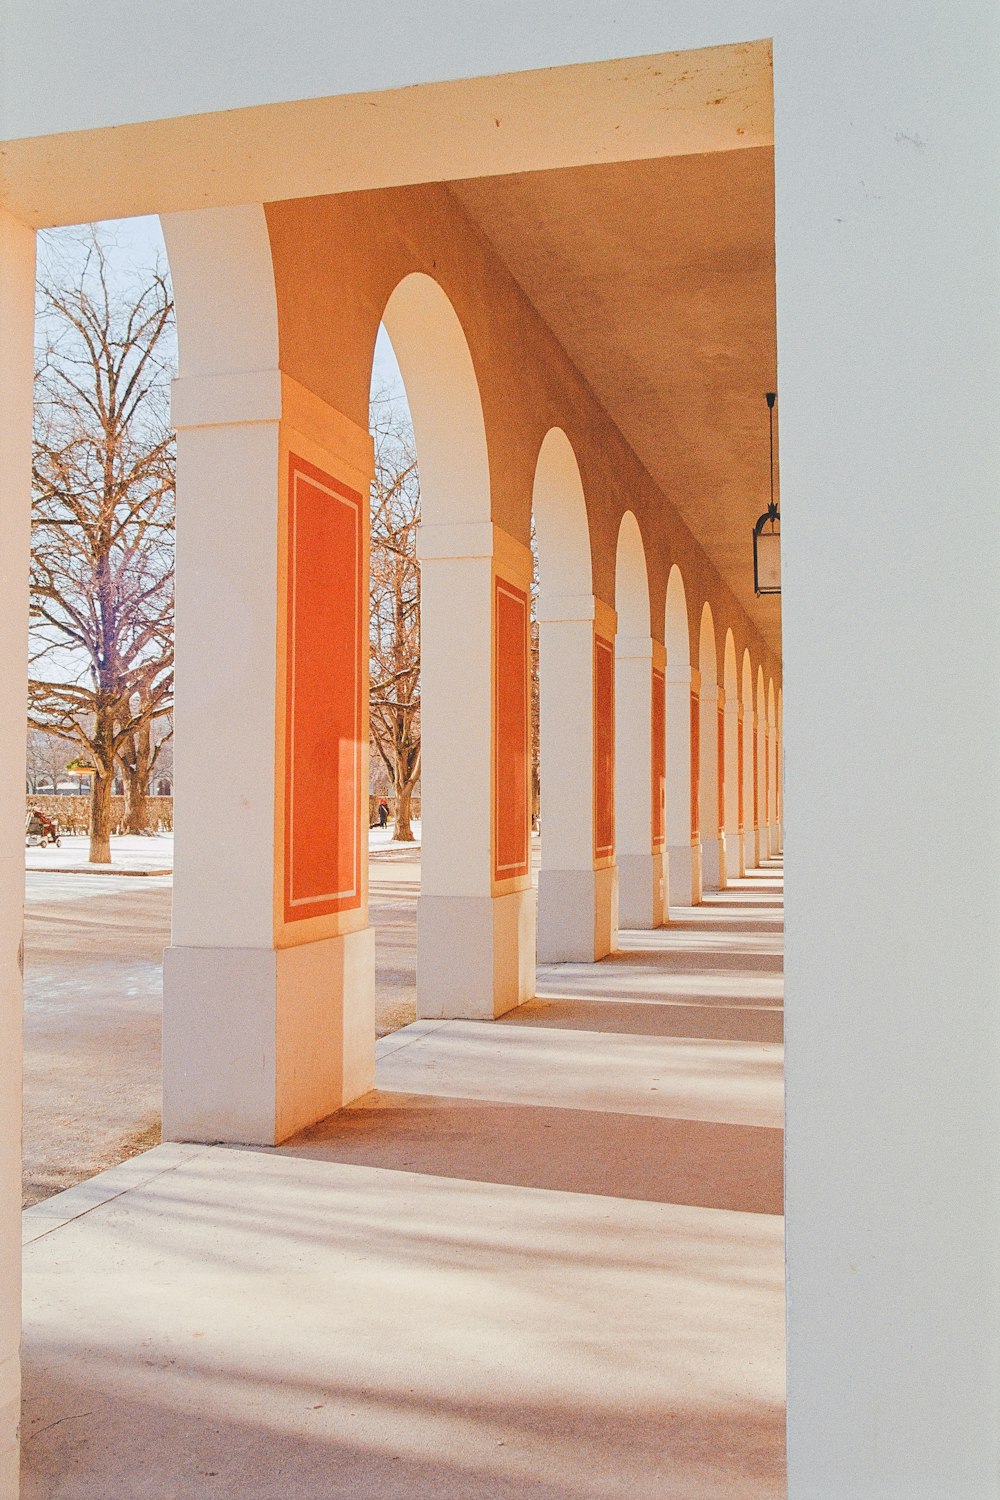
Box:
41;213;405;394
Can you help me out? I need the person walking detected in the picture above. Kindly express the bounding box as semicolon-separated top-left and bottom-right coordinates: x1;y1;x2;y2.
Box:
378;798;389;830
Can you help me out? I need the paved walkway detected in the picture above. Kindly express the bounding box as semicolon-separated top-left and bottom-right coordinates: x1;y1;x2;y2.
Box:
21;864;784;1499
22;847;428;1206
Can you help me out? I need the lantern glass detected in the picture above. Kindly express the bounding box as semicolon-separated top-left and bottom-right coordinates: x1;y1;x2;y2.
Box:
754;523;781;595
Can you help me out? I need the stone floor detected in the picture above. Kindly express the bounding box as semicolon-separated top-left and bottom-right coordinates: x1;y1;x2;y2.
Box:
21;864;784;1498
22;848;425;1205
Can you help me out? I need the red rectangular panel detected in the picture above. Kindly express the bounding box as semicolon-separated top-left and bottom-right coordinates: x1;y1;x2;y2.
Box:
594;634;615;860
494;578;530;881
737;711;745;831
651;666;665;851
690;689;700;840
284;453;363;922
717;703;725;833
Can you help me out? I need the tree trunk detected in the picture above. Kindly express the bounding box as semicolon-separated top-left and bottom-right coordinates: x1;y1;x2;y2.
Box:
89;770;113;862
89;708;115;862
394;778;416;842
123;716;152;834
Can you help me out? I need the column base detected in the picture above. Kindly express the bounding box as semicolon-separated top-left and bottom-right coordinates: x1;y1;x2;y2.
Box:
618;849;666;929
668;841;703;906
0;1355;18;1500
163;928;375;1146
537;863;618;962
417;887;535;1019
702;834;727;890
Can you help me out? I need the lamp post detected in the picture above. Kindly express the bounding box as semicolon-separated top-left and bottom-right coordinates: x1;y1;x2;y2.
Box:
753;391;780;596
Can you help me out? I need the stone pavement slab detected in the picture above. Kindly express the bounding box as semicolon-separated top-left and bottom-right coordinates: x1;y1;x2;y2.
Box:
21;869;785;1498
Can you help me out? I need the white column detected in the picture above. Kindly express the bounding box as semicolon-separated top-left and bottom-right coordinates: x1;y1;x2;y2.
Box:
782;13;998;1494
666;663;701;906
615;633;664;928
163;372;376;1146
417;522;535;1018
755;709;766;864
700;681;726;888
536;592;617;961
740;704;754;876
0;208;34;1500
768;710;780;856
724;694;742;879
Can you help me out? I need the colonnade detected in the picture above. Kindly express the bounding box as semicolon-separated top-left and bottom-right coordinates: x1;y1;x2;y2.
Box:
146;202;783;1155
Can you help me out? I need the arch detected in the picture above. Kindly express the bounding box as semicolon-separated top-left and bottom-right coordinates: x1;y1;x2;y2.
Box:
767;677;779;854
379;274;532;1016
664;564;699;903
724;632;738;700
776;686;784;852
533;430;611;959
162;205;278;382
698;601;718;688
614;511;651;639
532;428;593;600
723;630;740;879
614;512;660;927
379;272;490;528
757;665;768;858
742;649;756;868
698;603;724;888
665;564;690;669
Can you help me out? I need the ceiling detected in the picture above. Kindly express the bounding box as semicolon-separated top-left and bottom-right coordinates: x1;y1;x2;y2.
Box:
450;146;780;655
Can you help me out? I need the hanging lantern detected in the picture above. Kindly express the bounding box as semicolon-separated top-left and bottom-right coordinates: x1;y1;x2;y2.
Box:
753;391;781;596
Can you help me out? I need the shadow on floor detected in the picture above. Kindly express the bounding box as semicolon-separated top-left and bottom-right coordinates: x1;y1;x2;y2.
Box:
275;1092;783;1215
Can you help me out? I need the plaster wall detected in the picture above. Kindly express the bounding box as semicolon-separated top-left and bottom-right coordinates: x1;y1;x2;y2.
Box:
775;9;1000;1495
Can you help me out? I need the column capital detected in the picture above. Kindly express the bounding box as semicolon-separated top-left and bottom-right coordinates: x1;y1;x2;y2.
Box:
172;367;282;430
537;591;595;624
615;633;654;662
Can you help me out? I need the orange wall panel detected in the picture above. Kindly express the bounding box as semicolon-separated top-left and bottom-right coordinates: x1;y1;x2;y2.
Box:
494;578;530;881
717;703;725;833
594;634;615;860
283;453;363;923
651;666;665;851
737;711;745;831
690;689;700;841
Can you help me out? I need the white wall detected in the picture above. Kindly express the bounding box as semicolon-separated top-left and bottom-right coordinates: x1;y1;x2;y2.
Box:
776;7;1000;1495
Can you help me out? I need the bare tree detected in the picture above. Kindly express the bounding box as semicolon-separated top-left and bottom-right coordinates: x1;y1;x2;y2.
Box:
117;688;173;833
25;728;74;795
30;229;175;862
369;381;420;842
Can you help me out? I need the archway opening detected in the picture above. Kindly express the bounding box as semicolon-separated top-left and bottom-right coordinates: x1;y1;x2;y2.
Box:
614;512;657;929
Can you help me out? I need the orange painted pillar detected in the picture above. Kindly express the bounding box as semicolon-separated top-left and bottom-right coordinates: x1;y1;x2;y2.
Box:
756;707;767;863
416;523;535;1017
665;661;701;906
536;591;620;966
725;692;743;879
537;593;618;960
651;648;669;919
699;679;726;889
742;701;756;874
615;630;666;928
